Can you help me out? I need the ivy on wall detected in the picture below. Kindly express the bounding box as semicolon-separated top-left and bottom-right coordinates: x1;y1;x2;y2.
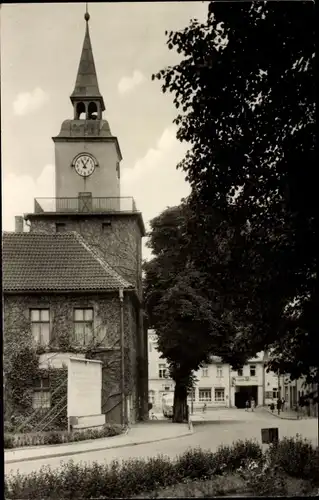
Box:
4;345;39;419
4;290;145;426
4;343;68;431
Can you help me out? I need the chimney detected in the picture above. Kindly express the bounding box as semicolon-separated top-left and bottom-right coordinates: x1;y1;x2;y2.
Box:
15;216;24;233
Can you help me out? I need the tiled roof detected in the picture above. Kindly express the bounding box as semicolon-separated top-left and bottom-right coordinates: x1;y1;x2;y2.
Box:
3;231;134;292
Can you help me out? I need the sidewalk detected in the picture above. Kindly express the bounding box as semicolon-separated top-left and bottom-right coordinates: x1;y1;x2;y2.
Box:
262;406;307;420
190;408;250;423
5;421;191;464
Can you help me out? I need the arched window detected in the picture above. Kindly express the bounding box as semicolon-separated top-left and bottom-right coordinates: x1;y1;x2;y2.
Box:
75;102;86;120
88;102;98;120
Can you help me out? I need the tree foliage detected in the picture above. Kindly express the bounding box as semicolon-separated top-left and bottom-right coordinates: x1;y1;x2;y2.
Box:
154;1;317;382
143;204;250;421
144;205;225;421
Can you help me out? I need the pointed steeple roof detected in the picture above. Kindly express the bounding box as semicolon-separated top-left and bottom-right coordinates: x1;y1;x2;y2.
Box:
70;12;105;111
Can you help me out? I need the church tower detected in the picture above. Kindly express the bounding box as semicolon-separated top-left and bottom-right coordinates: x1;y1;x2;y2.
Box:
53;11;121;205
26;11;145;297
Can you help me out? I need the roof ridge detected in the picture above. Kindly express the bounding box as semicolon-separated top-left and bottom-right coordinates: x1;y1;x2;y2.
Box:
72;232;134;290
2;231;77;237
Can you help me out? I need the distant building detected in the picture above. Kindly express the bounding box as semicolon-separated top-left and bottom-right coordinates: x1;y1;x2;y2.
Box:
230;353;266;408
148;330;294;411
264;369;281;406
281;376;318;416
148;330;268;410
149;330;232;410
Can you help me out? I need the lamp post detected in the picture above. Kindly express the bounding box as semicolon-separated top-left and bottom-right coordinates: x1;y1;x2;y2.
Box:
277;371;281;400
191;384;194;415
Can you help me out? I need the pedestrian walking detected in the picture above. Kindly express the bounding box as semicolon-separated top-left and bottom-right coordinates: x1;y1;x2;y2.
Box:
277;398;282;415
203;403;207;413
281;397;285;411
270;402;275;413
245;400;250;411
251;398;255;412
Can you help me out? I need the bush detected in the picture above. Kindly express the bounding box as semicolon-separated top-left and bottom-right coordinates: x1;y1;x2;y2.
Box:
135;474;249;498
47;431;63;445
4;434;15;449
238;457;287;496
5;437;318;499
4;424;124;449
212;439;264;474
267;434;319;484
175;447;215;480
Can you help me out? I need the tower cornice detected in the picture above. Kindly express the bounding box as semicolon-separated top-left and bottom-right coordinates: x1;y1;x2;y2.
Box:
52;135;123;161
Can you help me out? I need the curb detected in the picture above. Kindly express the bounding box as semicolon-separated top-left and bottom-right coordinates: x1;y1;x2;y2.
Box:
265;410;298;421
5;428;192;465
188;419;193;433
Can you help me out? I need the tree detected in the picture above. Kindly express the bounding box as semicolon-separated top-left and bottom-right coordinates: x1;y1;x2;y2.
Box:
154;1;317;382
143;205;200;422
144;205;241;421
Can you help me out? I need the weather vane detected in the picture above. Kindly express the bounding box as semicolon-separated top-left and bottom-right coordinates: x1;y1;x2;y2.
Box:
84;2;90;22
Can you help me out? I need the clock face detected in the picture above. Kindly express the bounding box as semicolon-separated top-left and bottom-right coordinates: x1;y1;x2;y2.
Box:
73;154;96;177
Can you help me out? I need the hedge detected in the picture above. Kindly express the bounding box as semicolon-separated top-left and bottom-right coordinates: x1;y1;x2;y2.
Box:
5;436;319;499
4;424;123;449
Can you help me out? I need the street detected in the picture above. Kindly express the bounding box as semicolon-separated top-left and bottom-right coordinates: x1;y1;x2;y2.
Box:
5;408;318;477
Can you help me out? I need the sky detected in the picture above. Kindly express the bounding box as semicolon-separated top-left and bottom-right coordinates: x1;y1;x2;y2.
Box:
1;2;209;260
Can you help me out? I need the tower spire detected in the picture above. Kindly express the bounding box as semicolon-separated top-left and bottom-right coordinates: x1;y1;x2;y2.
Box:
70;5;105;112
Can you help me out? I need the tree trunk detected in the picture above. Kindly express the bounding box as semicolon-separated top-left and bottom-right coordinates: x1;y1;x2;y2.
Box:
173;380;188;423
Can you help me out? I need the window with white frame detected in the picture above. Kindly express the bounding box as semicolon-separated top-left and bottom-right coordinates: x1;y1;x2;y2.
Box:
214;388;225;402
250;365;256;376
74;308;94;345
158;363;168;379
272;388;279;399
148;390;155;404
201;364;209;377
188;388;196;400
32;377;51;409
217;365;223;377
30;309;50;346
199;388;212;402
